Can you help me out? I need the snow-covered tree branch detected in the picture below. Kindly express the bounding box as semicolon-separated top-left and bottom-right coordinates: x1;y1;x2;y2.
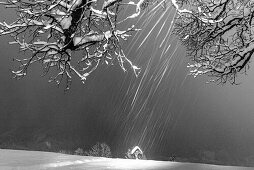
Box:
0;0;148;88
2;0;253;87
173;0;254;84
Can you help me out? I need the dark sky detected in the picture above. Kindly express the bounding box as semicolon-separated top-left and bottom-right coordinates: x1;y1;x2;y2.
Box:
1;3;254;164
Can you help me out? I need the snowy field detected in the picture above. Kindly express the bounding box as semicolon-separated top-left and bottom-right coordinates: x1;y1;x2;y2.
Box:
0;149;253;170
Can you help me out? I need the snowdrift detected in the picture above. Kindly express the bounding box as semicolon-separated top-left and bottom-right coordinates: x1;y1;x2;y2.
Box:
0;149;252;170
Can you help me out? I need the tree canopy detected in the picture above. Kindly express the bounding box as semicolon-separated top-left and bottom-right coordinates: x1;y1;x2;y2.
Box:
0;0;254;86
0;0;145;88
173;0;254;84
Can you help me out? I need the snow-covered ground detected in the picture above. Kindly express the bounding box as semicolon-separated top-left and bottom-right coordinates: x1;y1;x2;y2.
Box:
0;149;253;170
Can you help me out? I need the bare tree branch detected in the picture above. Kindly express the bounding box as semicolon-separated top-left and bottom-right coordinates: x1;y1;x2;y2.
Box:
2;0;251;87
0;0;146;89
173;0;254;84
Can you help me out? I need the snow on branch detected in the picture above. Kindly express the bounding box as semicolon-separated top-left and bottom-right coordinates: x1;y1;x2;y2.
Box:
0;0;145;89
173;0;254;84
2;0;250;87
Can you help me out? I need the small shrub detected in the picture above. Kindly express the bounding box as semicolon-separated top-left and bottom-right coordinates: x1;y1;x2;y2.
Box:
59;150;72;155
168;155;176;162
85;142;112;158
74;148;84;155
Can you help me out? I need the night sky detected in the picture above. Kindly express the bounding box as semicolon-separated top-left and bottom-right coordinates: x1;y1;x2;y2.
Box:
1;3;254;165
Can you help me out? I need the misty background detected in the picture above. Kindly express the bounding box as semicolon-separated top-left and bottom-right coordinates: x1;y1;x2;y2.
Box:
0;3;254;166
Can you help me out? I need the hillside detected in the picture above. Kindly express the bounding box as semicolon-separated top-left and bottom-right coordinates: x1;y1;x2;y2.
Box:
0;149;253;170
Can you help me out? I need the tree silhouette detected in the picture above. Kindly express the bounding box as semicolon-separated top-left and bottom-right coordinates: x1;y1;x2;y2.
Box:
173;0;254;84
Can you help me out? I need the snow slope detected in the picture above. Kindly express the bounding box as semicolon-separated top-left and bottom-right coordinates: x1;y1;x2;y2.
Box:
0;149;253;170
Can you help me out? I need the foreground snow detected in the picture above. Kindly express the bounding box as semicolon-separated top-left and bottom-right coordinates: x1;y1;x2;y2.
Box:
0;149;252;170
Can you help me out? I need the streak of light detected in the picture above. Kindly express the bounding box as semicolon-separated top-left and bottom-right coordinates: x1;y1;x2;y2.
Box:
126;9;159;56
154;41;179;84
131;57;152;109
138;125;148;146
133;97;149;120
180;72;189;88
111;1;194;157
147;0;168;15
159;11;177;49
137;7;172;50
155;12;171;39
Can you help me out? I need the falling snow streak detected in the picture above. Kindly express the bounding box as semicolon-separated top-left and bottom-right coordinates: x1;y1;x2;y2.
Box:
137;7;173;50
126;10;159;57
109;2;192;156
124;8;176;146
